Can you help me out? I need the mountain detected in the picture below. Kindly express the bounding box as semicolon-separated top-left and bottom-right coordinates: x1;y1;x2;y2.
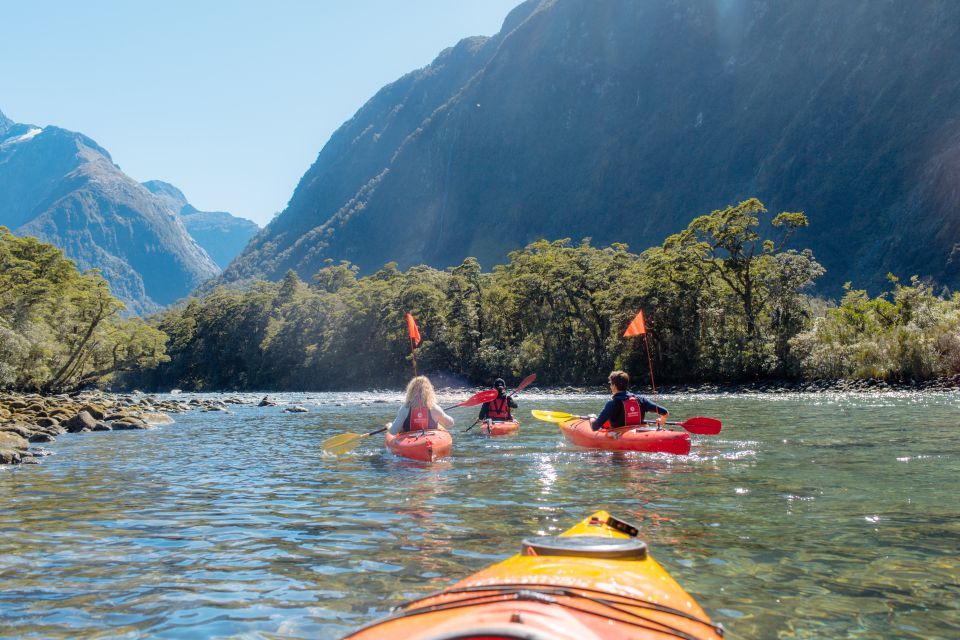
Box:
222;0;960;293
142;180;259;269
0;109;220;314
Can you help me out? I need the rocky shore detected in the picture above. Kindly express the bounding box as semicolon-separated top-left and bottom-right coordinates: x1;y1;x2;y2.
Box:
538;374;960;395
0;391;243;465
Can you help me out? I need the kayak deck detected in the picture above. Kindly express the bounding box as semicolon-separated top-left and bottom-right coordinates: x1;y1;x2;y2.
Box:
344;510;723;639
385;429;452;462
478;419;520;436
560;418;691;455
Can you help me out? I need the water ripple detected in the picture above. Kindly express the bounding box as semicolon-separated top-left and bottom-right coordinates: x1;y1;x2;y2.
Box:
1;391;959;638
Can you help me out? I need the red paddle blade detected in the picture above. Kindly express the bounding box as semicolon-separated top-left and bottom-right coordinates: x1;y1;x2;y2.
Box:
680;416;722;435
456;389;499;408
513;373;537;393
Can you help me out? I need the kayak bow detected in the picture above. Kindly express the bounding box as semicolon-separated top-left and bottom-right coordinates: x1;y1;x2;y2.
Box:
479;419;520;436
344;510;723;639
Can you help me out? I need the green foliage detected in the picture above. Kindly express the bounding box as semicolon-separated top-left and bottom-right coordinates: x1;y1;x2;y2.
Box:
662;199;824;377
791;277;960;380
0;227;168;392
132;198;839;390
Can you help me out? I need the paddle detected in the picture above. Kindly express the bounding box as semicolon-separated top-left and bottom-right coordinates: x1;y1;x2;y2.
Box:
321;426;388;455
531;410;722;435
508;373;537;398
465;374;537;433
443;389;498;411
647;416;722;435
531;409;588;423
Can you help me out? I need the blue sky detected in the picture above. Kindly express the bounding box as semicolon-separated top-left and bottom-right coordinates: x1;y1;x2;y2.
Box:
0;0;522;225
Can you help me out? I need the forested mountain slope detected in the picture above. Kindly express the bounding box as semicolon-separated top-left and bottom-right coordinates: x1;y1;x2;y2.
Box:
222;0;960;293
0;109;219;314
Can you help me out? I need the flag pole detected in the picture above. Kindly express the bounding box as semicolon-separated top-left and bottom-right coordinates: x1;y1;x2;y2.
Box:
410;337;418;377
624;308;656;402
643;330;657;398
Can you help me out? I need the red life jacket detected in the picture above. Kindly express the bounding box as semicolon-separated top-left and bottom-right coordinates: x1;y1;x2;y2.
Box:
622;396;642;426
403;405;437;432
486;396;512;420
602;396;643;429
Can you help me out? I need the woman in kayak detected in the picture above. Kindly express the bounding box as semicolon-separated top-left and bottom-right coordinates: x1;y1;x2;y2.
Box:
478;378;518;423
590;370;668;431
389;375;455;434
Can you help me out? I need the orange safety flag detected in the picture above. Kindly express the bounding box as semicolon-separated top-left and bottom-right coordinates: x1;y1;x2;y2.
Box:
623;309;647;337
406;313;421;346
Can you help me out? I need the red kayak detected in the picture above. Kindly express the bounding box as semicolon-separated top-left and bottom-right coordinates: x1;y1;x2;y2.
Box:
560;418;690;455
385;429;452;462
479;419;520;436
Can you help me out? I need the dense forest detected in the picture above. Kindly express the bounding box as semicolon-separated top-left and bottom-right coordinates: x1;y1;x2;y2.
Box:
0;227;167;392
4;199;959;394
127;199;960;391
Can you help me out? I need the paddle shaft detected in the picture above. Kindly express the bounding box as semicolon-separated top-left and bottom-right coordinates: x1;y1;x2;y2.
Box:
507;373;537;399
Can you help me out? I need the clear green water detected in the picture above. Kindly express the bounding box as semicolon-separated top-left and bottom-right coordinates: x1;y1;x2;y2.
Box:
1;391;958;639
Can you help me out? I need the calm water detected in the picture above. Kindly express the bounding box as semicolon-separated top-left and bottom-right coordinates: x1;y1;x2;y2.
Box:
1;391;958;639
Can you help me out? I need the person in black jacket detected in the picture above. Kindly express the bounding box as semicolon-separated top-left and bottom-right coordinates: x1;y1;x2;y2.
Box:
590;370;667;431
478;378;518;422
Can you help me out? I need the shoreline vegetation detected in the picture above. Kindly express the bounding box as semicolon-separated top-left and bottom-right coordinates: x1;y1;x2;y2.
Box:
3;198;960;403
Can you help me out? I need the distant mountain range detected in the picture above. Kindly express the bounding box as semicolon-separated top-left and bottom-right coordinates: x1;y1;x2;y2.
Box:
0;109;257;313
222;0;960;293
142;181;259;270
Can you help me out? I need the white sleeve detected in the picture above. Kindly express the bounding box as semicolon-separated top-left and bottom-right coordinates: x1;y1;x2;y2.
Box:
431;405;454;428
389;406;409;435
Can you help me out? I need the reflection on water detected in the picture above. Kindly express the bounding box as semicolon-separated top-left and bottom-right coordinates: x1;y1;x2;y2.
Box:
1;391;959;639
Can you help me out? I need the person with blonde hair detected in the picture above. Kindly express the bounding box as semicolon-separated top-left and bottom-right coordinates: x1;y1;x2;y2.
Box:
388;376;455;435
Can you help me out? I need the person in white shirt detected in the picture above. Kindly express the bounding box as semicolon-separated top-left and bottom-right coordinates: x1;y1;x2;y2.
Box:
388;375;455;435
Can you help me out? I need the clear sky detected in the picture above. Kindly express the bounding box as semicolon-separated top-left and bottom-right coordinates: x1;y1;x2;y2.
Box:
0;0;523;225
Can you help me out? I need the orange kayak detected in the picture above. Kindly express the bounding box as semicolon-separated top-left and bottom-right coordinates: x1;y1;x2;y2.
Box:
384;429;452;462
344;510;723;639
479;419;520;436
560;418;691;455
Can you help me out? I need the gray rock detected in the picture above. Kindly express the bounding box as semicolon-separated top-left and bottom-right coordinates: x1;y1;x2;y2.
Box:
0;431;29;464
92;422;112;431
64;411;98;433
111;418;149;430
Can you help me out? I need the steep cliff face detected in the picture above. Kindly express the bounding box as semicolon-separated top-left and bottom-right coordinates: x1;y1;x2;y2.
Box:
142;180;259;269
222;0;960;292
0;117;219;314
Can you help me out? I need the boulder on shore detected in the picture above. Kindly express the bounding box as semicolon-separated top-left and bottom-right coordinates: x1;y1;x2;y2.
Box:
63;411;98;433
0;432;29;464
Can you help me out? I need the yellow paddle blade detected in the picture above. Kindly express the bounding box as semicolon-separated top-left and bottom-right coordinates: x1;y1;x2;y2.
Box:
325;436;365;456
321;432;363;453
531;409;583;423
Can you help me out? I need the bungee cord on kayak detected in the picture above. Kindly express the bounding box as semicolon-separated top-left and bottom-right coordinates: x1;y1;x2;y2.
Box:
343;511;725;640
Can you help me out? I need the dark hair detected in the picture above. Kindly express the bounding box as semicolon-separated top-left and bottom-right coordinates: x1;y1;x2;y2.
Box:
607;370;630;391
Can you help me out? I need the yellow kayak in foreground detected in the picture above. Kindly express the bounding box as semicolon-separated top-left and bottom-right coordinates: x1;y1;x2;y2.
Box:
344;510;724;639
